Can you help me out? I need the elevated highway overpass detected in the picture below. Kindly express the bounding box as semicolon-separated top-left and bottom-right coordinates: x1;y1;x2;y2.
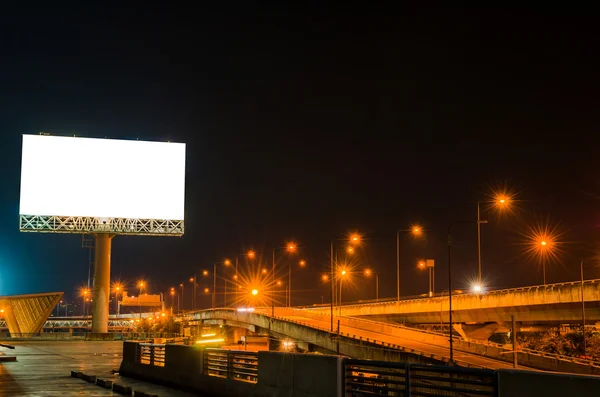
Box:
299;279;600;339
189;307;600;375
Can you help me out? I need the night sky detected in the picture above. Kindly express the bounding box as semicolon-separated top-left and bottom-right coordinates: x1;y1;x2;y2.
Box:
1;6;599;308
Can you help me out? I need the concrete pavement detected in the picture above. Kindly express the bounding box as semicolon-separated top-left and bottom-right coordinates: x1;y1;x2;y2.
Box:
0;341;198;396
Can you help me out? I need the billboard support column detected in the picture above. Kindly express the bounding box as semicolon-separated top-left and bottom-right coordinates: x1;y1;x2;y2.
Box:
92;233;114;333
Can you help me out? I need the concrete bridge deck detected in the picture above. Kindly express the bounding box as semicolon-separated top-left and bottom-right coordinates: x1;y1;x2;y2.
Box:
300;279;600;324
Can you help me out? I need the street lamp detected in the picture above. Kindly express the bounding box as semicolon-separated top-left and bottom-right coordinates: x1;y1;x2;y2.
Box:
272;243;297;316
179;283;184;311
417;259;435;297
289;259;306;307
448;221;476;364
330;233;362;331
170;287;175;312
138;281;146;318
364;268;379;302
396;225;423;301
189;275;197;310
476;193;514;286
579;258;596;356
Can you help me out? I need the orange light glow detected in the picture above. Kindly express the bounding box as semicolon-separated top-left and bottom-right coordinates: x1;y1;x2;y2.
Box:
299;260;306;267
203;270;209;276
347;246;354;254
321;274;329;281
286;243;297;252
349;233;362;244
251;289;258;296
204;288;210;294
224;259;231;266
247;250;256;258
411;225;423;236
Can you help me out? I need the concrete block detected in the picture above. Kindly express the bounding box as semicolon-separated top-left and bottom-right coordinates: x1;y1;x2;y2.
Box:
80;373;97;383
113;383;133;395
96;378;113;388
133;391;159;397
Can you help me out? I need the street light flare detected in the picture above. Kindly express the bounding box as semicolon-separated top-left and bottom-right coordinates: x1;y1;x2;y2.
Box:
321;274;329;282
247;250;256;258
299;260;306;267
410;224;423;236
286;243;297;252
348;233;362;245
346;246;354;254
202;270;209;276
364;268;372;276
251;289;258;296
224;259;231;266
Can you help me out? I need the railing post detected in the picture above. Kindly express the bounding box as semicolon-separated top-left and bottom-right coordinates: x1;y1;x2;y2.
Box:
227;351;233;380
150;345;155;366
406;364;411;397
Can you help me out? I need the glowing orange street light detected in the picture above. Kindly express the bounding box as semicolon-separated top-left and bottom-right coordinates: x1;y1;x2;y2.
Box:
349;233;361;245
202;270;209;277
251;289;259;296
347;246;355;254
262;268;268;274
299;260;306;267
224;259;231;266
341;269;347;276
287;243;297;252
247;250;256;258
204;287;210;294
321;274;329;282
364;268;379;302
411;225;423;236
276;280;283;286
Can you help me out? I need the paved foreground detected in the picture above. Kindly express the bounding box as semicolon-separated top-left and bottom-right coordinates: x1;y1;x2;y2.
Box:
0;341;198;397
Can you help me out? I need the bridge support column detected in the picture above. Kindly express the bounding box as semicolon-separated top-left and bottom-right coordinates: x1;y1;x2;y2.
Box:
92;234;113;333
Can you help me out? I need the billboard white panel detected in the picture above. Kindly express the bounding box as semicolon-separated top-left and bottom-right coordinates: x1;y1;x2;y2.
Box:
20;135;186;220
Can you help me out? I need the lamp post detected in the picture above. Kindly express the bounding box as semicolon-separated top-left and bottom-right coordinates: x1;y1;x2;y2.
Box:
580;258;591;356
329;233;361;331
170;287;175;312
289;259;306;307
418;259;435;297
189;275;197;310
364;268;379;302
448;221;475;364
475;194;512;289
476;201;488;287
396;226;423;301
179;283;184;311
138;281;145;319
272;244;297;316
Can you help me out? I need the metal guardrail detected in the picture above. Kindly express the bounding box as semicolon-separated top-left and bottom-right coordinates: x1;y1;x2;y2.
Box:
204;349;258;383
138;343;165;367
346;358;498;397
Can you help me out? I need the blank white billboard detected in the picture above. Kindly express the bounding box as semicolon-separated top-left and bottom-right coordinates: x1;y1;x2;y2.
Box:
20;135;186;220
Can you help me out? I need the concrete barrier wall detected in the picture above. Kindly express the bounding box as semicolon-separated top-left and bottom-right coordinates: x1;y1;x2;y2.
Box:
119;342;344;397
258;352;343;397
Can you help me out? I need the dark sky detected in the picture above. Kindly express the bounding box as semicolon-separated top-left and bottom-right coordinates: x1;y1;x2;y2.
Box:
1;5;599;307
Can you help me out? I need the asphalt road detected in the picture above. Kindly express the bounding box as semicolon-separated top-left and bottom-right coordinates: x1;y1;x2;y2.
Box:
264;308;532;370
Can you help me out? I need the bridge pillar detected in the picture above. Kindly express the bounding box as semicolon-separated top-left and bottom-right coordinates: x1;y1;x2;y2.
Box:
92;234;113;333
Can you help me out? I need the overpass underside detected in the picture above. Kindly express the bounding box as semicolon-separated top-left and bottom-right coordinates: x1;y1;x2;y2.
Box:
0;292;63;336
